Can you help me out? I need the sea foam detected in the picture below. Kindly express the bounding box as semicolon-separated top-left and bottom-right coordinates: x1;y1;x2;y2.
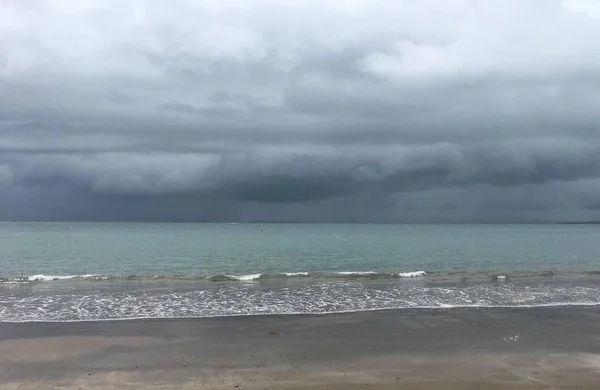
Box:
27;274;99;282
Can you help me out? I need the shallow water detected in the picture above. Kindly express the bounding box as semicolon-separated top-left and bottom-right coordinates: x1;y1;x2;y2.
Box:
1;222;600;321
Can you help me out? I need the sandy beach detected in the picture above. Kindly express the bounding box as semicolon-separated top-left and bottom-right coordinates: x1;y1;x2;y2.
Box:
1;307;599;389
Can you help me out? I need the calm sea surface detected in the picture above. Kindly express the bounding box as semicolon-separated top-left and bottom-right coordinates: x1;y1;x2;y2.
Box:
1;222;600;322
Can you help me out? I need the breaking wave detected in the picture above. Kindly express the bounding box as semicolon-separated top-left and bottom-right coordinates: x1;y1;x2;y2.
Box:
1;270;426;284
2;269;599;285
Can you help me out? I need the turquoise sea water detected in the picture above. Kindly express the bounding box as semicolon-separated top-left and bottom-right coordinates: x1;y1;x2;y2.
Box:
1;222;600;321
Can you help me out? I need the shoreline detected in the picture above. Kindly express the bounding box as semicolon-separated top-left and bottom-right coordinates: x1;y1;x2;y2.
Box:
2;306;600;389
1;303;600;325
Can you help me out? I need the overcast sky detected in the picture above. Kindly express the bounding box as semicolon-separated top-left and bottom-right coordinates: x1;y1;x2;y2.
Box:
1;0;600;222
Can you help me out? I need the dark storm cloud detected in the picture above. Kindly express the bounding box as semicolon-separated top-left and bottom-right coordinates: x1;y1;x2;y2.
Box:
1;0;600;221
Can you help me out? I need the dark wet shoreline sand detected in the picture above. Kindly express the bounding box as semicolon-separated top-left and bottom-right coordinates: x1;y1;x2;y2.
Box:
1;307;600;389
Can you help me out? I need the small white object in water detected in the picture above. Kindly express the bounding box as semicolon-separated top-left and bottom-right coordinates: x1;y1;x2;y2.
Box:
496;275;507;281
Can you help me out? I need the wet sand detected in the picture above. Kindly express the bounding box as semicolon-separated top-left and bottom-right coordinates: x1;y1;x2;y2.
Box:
1;307;600;389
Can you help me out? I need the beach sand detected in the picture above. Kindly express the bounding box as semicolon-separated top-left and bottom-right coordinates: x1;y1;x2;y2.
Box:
1;307;600;389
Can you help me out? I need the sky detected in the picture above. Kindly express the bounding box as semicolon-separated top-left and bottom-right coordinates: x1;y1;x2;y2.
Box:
1;0;600;222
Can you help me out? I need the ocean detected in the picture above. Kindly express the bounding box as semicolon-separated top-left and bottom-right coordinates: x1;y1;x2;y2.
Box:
1;222;600;322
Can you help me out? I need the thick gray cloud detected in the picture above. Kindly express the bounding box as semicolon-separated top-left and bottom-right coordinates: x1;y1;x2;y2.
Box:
1;0;600;222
